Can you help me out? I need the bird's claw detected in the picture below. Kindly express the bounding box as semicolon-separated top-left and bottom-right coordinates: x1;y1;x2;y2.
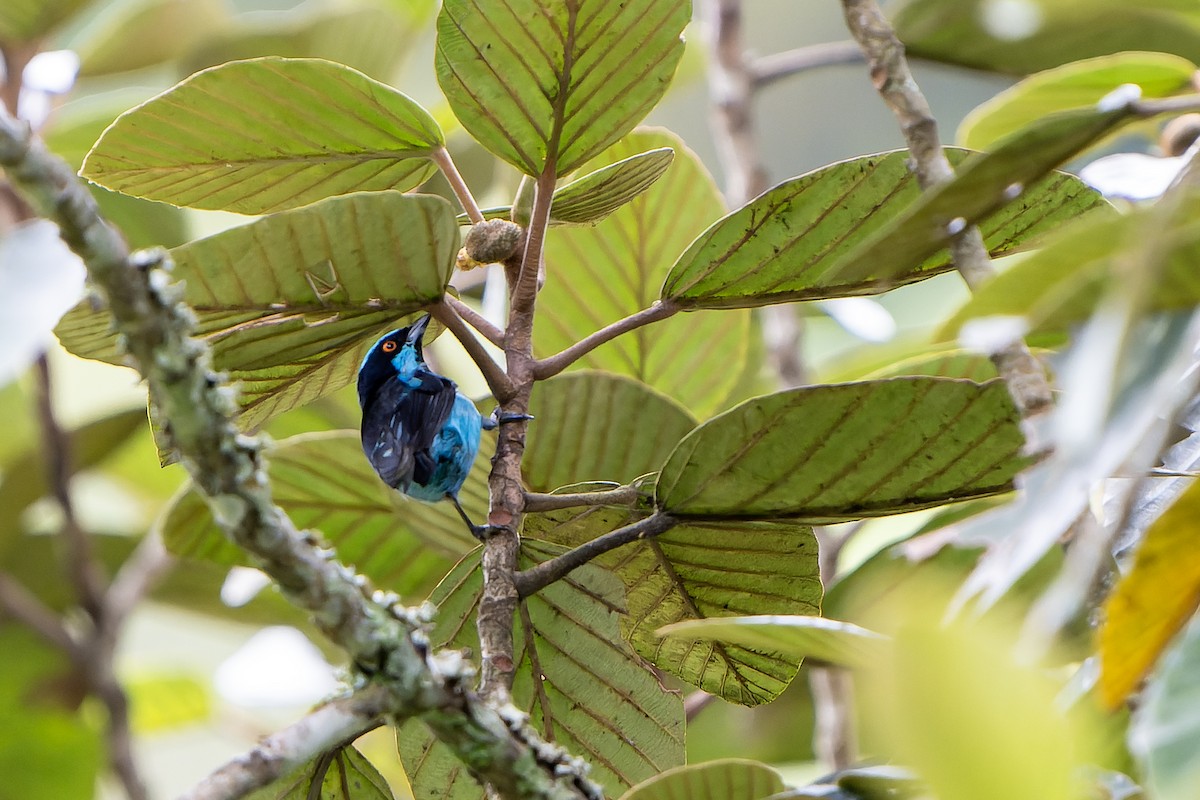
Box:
483;407;535;430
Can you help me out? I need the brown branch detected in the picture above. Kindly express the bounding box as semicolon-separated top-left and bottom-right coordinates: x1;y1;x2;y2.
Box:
514;512;676;598
432;146;484;224
429;300;514;402
523;484;641;513
33;354;108;619
445;294;505;347
180;688;392;800
751;40;866;88
840;0;1053;427
0;570;82;659
532;301;680;380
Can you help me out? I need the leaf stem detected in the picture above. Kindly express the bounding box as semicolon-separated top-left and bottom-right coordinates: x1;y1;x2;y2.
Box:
514;512;676;597
444;293;505;346
523;484;641;513
751;40;865;88
432;146;484;224
429;300;514;401
532;300;680;380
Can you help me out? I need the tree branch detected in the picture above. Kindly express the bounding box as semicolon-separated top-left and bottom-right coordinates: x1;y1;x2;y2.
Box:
532;301;680;380
0;570;82;660
432;146;484;224
181;687;392;800
515;512;676;598
429;300;514;402
0;106;602;800
839;0;1054;431
751;40;866;88
523;484;641;513
445;294;505;347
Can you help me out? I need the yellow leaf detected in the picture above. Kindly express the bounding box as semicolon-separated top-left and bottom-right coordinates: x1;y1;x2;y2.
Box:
1098;478;1200;709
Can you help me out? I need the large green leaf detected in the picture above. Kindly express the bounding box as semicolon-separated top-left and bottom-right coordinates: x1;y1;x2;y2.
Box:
434;0;689;177
656;377;1029;520
0;0;90;40
160;432;466;600
661;148;1109;308
82;58;443;214
657;616;888;670
74;0;229;77
523;372;695;492
244;745;393;800
57;192;457;429
397;541;685;800
536;129;756;418
942;203;1200;339
958;52;1197;150
894;0;1200;75
1134;616;1200;800
821;105;1134;291
619;759;785;800
526;506;820;706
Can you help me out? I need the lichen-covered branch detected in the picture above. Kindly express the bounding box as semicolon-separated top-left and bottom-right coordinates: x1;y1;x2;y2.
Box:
0;108;601;800
179;687;392;800
839;0;1054;429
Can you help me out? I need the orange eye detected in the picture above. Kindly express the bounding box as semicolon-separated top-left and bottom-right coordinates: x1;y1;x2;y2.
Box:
381;340;398;353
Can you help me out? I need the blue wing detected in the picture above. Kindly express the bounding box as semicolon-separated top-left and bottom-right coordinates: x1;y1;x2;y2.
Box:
406;393;483;501
360;370;456;492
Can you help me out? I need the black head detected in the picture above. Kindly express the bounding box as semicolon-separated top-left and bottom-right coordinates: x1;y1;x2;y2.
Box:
356;314;431;408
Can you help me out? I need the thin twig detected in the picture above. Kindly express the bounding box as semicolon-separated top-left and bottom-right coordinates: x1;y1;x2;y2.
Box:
180;687;392;800
532;301;680;380
445;294;505;346
684;690;717;721
428;300;514;402
840;0;1054;428
104;530;173;632
0;570;82;660
514;513;676;597
751;40;866;88
1133;95;1200;117
431;146;485;224
523;484;641;513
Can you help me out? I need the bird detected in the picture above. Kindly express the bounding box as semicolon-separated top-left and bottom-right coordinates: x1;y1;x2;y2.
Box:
356;313;526;540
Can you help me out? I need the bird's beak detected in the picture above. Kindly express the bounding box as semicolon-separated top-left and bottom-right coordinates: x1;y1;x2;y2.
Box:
406;313;432;346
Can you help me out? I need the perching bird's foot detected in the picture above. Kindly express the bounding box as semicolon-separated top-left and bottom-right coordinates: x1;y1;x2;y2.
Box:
482;407;536;430
470;524;508;542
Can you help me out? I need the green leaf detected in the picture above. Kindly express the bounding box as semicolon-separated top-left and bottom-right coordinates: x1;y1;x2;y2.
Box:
0;0;90;40
822;106;1133;291
656;377;1029;520
74;0;229;78
860;348;1004;382
1134;615;1200;800
958;52;1197;150
657;616;888;670
941;202;1200;339
526;508;820;706
57;192;457;429
245;745;394;800
397;541;684;800
523;372;696;492
435;0;689;176
180;4;430;82
550;147;676;224
82;58;443;214
894;0;1200;75
161;432;464;600
619;759;785;800
536;128;756;418
662;147;1111;308
127;672;212;733
465;147;677;226
0;628;103;800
